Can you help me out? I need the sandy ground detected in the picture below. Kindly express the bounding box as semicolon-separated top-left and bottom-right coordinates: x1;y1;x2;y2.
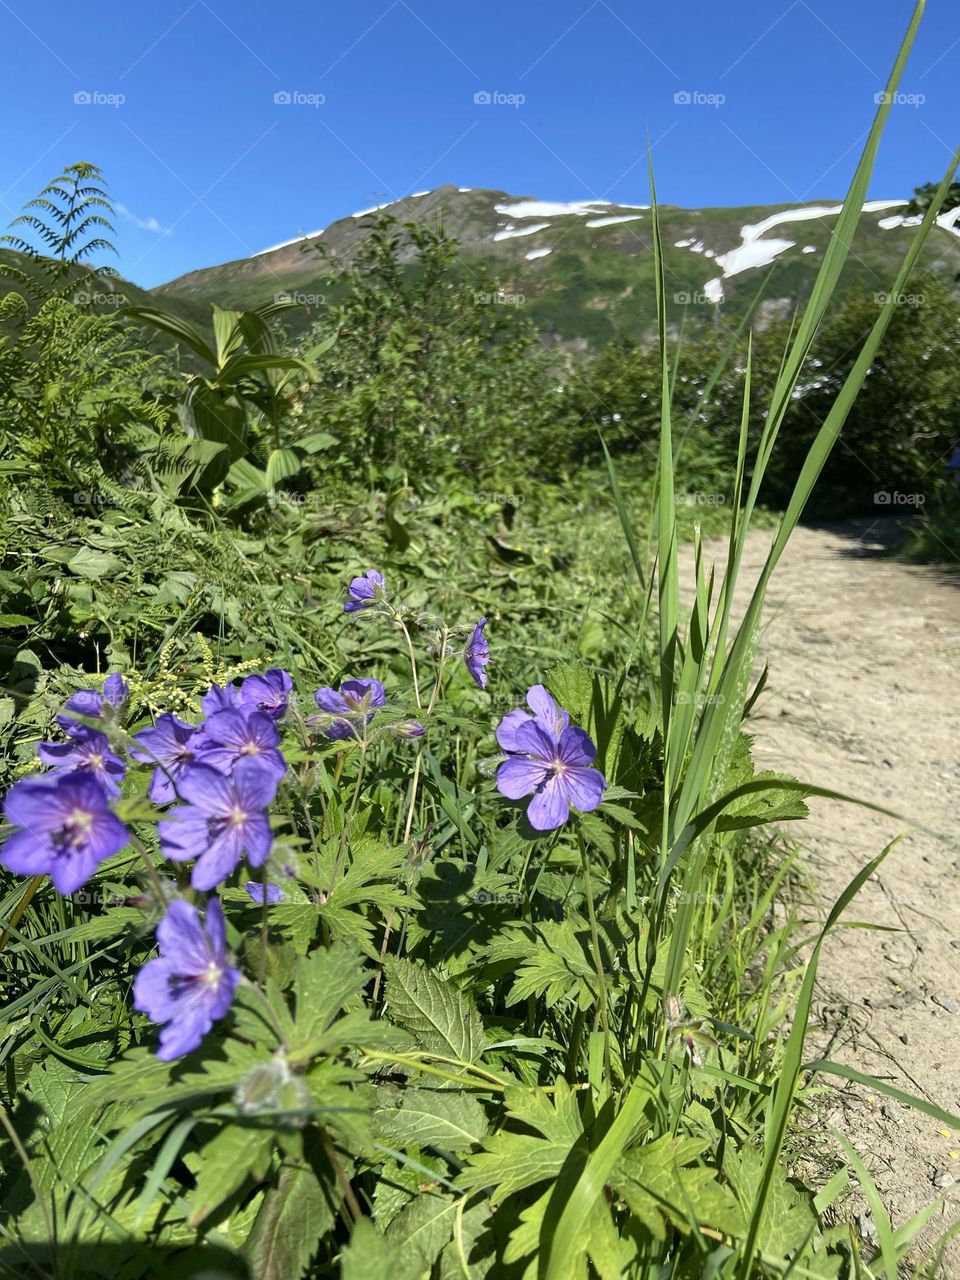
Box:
691;517;960;1270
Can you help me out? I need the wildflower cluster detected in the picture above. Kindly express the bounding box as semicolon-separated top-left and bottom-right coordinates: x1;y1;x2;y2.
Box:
0;568;605;1064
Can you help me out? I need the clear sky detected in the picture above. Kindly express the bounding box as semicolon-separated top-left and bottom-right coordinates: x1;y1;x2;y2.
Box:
1;0;956;286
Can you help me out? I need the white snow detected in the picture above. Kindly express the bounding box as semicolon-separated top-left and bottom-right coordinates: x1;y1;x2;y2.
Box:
878;209;957;236
525;247;552;260
675;237;695;248
409;190;432;198
351;200;394;219
458;187;473;193
802;244;816;253
495;199;610;218
717;236;796;276
586;214;644;227
701;199;909;296
495;198;647;220
254;229;325;256
703;278;725;304
493;222;551;241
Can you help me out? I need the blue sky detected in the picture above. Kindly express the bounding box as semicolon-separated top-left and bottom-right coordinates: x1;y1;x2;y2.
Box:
1;0;955;286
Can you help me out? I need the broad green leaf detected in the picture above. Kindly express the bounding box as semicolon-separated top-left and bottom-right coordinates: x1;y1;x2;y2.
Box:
66;548;123;579
384;958;484;1064
186;1122;274;1227
375;1088;489;1153
242;1161;334;1280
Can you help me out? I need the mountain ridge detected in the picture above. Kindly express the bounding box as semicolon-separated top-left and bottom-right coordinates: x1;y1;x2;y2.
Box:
144;184;960;343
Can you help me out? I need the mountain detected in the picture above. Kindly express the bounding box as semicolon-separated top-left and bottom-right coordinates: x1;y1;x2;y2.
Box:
152;185;960;345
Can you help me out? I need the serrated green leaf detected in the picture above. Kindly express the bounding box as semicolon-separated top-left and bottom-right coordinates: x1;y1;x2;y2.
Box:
384;958;484;1064
375;1088;489;1153
385;1191;458;1272
186;1123;275;1228
242;1161;334;1280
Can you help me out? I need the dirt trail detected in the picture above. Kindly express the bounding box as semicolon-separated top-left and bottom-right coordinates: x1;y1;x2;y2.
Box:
696;518;960;1264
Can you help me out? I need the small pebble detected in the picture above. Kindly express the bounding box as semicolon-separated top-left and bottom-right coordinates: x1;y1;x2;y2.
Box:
932;994;960;1014
932;1169;956;1189
899;1033;909;1045
881;1103;901;1123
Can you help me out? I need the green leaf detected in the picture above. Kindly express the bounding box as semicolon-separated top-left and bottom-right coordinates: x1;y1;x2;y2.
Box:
65;548;123;579
384;958;484;1064
186;1123;274;1228
340;1218;398;1280
375;1088;489;1153
457;1081;586;1205
266;447;301;489
385;1191;458;1272
299;429;338;453
242;1161;334;1280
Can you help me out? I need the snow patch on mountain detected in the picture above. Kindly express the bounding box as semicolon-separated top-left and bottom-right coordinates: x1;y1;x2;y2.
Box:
254;230;325;256
495;198;647;220
586;214;644;227
700;199;909;303
525;247;552;260
494;223;551;241
703;278;725;304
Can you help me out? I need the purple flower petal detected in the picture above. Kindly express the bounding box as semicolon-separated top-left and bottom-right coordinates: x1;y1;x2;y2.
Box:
344;569;385;613
557;726;598;769
239;669;292;720
191;828;245;891
496;754;549;799
232;757;281;812
245;881;284;904
495;708;531;753
527;777;571;831
558;765;606;815
526;685;569;739
314;687;348;715
201;683;242;717
134;897;240;1061
0;771;130;894
464;617;489;690
103;674;129;708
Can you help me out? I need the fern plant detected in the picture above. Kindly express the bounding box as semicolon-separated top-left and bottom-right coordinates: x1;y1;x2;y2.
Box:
0;161;117;301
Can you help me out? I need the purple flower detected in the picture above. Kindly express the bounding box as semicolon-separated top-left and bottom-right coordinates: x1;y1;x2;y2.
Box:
131;713;201;804
195;710;287;779
496;685;570;754
57;673;129;731
239;669;293;721
200;683;243;717
133;897;240;1061
103;674;129;707
496;690;606;831
313;678;386;741
392;720;425;739
245;881;284;904
159;759;279;891
0;771;130;894
38;726;126;796
343;569;385;614
463;617;489;690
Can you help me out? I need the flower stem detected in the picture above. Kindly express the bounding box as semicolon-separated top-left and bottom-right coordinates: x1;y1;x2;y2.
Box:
577;827;611;1084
